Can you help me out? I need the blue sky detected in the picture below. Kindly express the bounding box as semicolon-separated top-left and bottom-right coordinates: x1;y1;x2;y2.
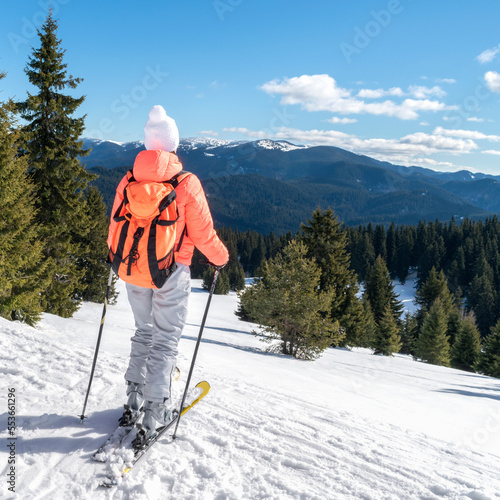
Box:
2;0;500;174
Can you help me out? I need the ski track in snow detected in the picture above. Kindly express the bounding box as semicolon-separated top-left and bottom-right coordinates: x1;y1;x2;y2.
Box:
0;280;499;500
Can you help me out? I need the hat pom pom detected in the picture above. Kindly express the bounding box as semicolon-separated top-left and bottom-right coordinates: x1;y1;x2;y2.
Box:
148;105;167;122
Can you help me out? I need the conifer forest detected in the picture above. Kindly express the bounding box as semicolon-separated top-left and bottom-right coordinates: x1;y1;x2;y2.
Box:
1;12;499;379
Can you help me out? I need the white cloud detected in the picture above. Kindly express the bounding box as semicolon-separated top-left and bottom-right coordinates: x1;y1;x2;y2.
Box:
485;71;500;93
210;80;226;89
358;84;446;100
436;78;457;84
483;149;500;156
357;87;404;99
434;126;500;141
327;117;357;124
260;74;454;120
224;125;478;166
413;158;456;168
467;117;484;122
199;130;219;137
407;85;446;99
477;45;500;64
223;127;269;139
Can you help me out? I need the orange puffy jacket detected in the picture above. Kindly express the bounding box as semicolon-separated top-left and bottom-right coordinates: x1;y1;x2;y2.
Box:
107;149;229;269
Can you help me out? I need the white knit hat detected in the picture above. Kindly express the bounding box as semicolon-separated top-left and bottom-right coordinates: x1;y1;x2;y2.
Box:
144;105;180;152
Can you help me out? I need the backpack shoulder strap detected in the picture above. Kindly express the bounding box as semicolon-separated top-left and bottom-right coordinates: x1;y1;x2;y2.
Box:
126;170;135;183
167;171;191;254
113;171;135;222
167;170;191;189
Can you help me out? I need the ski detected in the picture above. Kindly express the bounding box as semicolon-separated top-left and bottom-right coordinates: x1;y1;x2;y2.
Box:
92;367;181;462
91;412;141;462
99;380;210;488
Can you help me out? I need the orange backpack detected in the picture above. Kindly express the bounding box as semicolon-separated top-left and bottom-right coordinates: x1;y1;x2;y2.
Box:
108;170;190;289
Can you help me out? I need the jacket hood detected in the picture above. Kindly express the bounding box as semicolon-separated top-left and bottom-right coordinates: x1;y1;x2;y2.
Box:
132;150;183;182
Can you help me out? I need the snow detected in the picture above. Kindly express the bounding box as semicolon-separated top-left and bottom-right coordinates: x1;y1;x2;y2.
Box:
253;139;306;152
1;279;500;499
359;275;418;315
393;275;419;315
180;138;237;150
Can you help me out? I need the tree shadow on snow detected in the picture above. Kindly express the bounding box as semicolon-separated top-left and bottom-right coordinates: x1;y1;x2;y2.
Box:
435;388;500;402
181;333;284;358
184;322;253;336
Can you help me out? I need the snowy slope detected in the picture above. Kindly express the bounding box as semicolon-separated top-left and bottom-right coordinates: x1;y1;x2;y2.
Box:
1;280;500;500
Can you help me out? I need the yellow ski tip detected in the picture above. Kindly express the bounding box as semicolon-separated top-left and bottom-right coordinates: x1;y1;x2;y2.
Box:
180;381;211;416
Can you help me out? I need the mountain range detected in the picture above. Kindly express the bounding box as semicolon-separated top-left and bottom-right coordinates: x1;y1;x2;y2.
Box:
82;138;500;234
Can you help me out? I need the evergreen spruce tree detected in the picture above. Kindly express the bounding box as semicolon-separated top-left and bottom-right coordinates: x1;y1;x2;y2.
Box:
0;73;49;324
467;273;498;337
228;264;246;291
218;227;246;291
373;303;402;356
394;225;413;283
349;230;375;281
415;267;454;319
450;313;481;372
17;12;93;317
415;298;451;366
446;307;462;348
338;284;366;348
414;267;456;342
400;312;418;355
476;320;500;378
360;296;377;348
238;240;344;360
202;267;230;294
364;255;403;325
74;186;117;303
299;207;364;343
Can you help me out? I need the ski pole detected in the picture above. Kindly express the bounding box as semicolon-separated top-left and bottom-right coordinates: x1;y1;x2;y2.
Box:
79;267;114;423
172;267;220;439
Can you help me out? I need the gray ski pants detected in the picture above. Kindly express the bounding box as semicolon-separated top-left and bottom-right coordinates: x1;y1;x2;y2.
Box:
124;263;191;402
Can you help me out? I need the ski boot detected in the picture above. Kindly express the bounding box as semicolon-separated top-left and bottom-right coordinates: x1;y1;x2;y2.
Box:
132;399;173;449
119;381;144;427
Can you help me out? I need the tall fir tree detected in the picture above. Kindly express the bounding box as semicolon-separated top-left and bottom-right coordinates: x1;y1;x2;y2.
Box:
467;273;498;337
400;312;418;355
415;298;451;366
360;296;377;348
450;312;481;372
373;303;402;356
0;73;49;324
446;307;462;348
299;207;364;344
414;267;454;326
74;186;117;304
17;12;94;317
364;255;403;325
238;240;344;360
476;320;500;378
202;267;231;294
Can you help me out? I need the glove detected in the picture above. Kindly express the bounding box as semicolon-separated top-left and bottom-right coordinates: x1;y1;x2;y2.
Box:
201;258;227;270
